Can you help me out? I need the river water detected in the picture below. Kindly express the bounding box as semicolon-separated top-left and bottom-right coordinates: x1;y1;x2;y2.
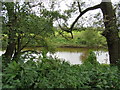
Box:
0;47;109;64
47;48;109;64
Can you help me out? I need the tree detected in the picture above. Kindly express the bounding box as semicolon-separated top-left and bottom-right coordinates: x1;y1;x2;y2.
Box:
100;1;120;65
66;0;120;65
2;0;120;65
3;2;17;60
2;2;54;62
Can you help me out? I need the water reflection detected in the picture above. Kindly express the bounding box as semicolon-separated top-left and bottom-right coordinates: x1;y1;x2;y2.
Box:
47;48;110;64
80;50;89;62
0;51;5;56
95;51;109;64
47;52;83;64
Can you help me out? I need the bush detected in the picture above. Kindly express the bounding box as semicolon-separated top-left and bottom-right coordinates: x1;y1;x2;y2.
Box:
78;30;106;47
2;54;120;89
83;51;99;65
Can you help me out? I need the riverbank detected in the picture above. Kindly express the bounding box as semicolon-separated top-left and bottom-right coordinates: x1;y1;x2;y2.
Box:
26;30;107;49
23;45;107;50
2;30;107;50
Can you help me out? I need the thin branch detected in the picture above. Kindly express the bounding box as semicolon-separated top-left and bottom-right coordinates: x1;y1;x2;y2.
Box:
57;20;73;38
57;19;71;33
70;3;101;31
20;35;36;51
77;2;81;13
58;31;69;40
30;2;42;8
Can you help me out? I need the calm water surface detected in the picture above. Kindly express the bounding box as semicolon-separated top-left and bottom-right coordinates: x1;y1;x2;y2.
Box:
0;47;109;64
47;48;109;64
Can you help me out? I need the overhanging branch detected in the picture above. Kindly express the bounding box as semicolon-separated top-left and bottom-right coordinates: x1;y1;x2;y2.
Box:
70;3;101;31
57;3;101;39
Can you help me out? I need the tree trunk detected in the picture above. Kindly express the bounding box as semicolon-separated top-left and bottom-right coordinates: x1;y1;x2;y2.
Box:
3;2;17;61
100;1;120;65
4;41;16;60
12;35;21;60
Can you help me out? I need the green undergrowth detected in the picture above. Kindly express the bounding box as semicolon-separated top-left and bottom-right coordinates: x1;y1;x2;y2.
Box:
2;51;120;89
2;29;107;49
48;30;107;48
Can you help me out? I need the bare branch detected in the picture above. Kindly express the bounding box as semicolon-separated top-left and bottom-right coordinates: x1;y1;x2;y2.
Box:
77;2;81;13
70;3;101;31
31;2;42;7
57;20;71;33
56;3;101;37
57;20;73;39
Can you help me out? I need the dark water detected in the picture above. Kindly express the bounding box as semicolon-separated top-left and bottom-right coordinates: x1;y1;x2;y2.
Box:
0;47;109;64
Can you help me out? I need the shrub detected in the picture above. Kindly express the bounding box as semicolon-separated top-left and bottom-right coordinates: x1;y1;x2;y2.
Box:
78;30;106;47
2;54;120;89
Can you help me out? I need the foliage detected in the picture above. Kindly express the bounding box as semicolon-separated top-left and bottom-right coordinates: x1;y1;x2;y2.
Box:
1;2;106;50
2;3;54;48
78;28;106;47
48;28;106;48
1;1;120;88
2;2;56;60
1;28;107;49
83;51;99;65
2;52;120;89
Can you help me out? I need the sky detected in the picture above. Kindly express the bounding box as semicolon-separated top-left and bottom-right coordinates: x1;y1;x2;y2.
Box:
34;0;119;27
55;0;120;27
2;0;120;27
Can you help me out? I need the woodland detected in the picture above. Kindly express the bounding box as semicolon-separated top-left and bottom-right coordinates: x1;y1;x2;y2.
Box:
1;0;120;89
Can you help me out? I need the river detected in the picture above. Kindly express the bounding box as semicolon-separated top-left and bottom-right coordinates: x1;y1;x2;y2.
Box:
0;47;109;64
47;48;109;64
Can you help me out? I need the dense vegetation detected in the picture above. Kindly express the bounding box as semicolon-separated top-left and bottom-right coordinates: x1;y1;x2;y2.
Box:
1;1;120;89
2;51;120;89
1;1;120;64
49;28;106;48
2;28;107;49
